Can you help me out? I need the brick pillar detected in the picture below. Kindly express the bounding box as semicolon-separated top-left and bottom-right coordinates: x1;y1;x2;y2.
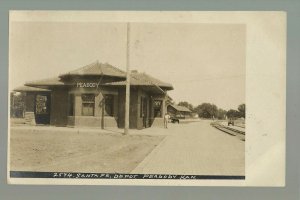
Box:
162;98;166;117
24;93;36;125
74;94;82;116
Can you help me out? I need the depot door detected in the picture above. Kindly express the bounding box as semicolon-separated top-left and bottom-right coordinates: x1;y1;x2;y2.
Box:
35;93;51;124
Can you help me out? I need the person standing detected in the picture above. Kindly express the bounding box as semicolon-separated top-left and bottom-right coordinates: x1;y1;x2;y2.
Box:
164;112;170;128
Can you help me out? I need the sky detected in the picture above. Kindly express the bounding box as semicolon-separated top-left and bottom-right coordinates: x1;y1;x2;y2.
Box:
10;22;245;110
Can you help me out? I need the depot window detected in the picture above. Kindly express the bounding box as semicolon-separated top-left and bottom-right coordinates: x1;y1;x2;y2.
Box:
82;94;95;116
153;100;162;117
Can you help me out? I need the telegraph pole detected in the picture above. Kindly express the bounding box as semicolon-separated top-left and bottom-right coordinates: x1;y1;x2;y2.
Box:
124;22;131;135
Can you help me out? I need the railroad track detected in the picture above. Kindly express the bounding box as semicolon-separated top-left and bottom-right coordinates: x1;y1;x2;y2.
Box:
211;122;245;141
234;124;245;129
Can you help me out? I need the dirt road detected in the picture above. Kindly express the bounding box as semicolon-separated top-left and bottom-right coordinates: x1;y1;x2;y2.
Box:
132;120;245;176
10;120;244;175
10;127;164;173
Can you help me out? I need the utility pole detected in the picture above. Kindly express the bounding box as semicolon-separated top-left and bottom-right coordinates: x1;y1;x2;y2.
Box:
124;22;131;135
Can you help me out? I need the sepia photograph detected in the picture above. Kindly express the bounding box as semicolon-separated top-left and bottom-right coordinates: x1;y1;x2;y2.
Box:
7;11;285;186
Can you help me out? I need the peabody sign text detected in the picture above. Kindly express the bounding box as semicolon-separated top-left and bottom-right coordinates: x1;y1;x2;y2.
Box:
76;82;100;88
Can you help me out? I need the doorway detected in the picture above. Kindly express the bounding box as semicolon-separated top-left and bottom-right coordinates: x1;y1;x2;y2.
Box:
35;93;51;124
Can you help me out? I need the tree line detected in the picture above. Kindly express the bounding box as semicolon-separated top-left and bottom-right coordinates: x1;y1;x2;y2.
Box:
177;101;245;120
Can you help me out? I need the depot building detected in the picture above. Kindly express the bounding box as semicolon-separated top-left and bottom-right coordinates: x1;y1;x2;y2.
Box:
13;61;173;129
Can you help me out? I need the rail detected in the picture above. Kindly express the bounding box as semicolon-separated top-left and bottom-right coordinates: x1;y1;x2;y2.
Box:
211;122;245;141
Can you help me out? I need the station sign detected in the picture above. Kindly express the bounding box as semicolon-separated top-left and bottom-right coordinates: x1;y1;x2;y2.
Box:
76;82;100;88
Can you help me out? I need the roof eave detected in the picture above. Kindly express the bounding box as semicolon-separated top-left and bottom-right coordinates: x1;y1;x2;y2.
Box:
13;86;50;92
168;104;192;112
163;86;174;90
24;83;64;89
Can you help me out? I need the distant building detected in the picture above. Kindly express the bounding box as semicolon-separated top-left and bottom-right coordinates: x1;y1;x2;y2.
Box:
12;61;173;129
191;112;199;118
167;104;192;119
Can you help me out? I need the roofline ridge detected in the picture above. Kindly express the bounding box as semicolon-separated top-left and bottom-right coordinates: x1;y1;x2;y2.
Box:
107;63;126;74
143;73;166;85
132;72;166;93
140;72;172;86
95;60;103;75
59;60;98;77
78;60;98;72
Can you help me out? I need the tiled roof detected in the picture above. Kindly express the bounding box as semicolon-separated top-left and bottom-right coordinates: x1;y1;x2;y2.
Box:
22;62;173;91
59;61;126;78
13;86;50;92
25;77;64;87
168;104;192;112
104;72;173;90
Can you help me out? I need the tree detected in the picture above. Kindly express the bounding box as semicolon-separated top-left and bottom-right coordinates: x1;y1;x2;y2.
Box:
10;92;25;118
178;101;194;112
238;104;246;118
194;103;218;119
226;109;240;119
216;108;227;120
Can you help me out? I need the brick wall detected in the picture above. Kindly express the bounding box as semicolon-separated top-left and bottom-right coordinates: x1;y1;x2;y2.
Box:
50;89;68;126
